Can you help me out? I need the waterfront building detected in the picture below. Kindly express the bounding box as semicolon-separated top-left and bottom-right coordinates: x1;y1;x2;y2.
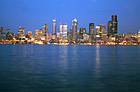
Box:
52;19;56;35
6;29;14;40
62;24;68;39
56;32;60;38
83;34;89;42
80;28;86;39
99;24;107;41
96;26;101;40
89;23;96;41
18;26;25;36
42;24;48;36
72;18;78;41
59;23;68;39
0;32;6;40
28;31;32;37
35;29;40;36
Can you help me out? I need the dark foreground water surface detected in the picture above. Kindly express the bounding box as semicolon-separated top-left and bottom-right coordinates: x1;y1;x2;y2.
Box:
0;45;140;92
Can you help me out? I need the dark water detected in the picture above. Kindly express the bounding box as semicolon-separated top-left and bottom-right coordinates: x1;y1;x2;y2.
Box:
0;45;140;92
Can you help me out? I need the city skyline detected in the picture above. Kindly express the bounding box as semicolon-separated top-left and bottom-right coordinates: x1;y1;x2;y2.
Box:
0;0;140;34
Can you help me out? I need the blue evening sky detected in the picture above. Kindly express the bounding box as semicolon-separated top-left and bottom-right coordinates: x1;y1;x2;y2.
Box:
0;0;140;34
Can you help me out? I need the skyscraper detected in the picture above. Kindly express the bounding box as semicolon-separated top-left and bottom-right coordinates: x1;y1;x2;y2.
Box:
72;18;78;41
59;23;68;39
96;26;101;40
99;24;107;41
62;24;68;39
89;23;96;41
42;24;48;36
112;15;118;35
52;19;56;35
18;26;25;36
108;15;118;37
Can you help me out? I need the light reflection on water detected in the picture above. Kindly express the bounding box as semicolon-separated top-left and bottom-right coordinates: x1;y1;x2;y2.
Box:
0;45;140;92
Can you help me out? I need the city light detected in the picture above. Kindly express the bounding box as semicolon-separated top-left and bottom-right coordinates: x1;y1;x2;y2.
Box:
0;15;140;45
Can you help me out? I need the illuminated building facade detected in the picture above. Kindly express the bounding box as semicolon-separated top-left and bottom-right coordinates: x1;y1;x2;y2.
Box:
96;26;101;40
99;24;107;41
18;26;25;36
72;18;78;41
59;23;68;39
59;23;63;39
138;30;140;43
52;19;56;35
89;23;96;41
62;24;68;39
108;15;118;37
112;15;118;35
80;28;86;39
28;31;32;36
42;24;48;36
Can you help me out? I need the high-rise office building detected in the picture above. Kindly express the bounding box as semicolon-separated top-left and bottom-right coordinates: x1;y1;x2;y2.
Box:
59;23;68;39
18;26;25;36
62;24;68;39
52;19;56;35
89;23;96;41
0;26;3;33
72;18;78;41
112;15;118;35
96;26;101;40
80;28;86;39
42;24;48;36
108;15;118;37
99;24;107;41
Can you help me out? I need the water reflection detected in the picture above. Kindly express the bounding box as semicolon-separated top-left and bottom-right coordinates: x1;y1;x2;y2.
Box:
95;45;100;75
58;46;68;70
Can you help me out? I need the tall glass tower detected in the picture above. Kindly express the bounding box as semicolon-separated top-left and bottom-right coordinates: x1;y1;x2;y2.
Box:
89;23;96;41
52;19;56;35
108;15;118;37
112;15;118;35
72;18;78;41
